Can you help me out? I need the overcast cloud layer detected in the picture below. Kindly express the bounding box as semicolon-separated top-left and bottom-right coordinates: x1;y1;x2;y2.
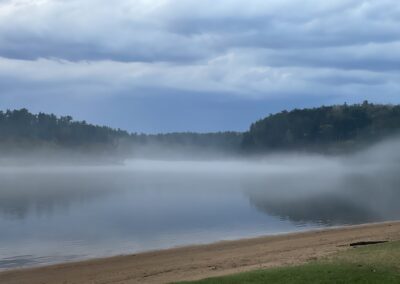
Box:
0;0;399;132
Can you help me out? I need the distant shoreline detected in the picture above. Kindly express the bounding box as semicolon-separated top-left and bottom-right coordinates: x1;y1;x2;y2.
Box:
1;221;400;284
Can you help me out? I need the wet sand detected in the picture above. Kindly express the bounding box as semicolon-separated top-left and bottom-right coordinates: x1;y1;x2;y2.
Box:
1;221;400;284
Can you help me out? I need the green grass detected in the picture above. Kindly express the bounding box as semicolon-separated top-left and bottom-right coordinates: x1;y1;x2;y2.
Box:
177;241;400;284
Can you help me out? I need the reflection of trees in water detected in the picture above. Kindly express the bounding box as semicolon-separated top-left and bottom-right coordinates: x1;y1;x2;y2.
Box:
248;192;377;225
245;169;400;226
0;170;129;219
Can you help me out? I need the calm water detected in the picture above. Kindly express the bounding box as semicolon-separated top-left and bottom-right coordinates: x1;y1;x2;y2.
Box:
0;157;399;269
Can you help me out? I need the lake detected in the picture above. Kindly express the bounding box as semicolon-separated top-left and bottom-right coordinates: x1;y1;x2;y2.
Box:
0;156;399;269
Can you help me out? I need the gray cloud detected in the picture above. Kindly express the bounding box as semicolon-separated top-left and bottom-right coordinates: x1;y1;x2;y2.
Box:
1;0;400;64
0;0;399;132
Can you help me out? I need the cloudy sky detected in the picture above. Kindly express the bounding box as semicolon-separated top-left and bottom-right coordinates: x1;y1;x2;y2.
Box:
0;0;399;133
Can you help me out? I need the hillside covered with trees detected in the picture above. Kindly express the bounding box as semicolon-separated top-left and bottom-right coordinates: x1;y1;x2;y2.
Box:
242;101;400;152
0;109;130;149
0;108;241;160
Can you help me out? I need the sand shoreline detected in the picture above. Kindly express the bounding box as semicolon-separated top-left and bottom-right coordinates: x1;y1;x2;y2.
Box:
1;221;400;284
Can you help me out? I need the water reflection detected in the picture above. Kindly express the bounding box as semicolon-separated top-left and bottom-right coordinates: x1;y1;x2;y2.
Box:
0;157;399;270
1;165;312;269
245;166;400;225
0;169;120;219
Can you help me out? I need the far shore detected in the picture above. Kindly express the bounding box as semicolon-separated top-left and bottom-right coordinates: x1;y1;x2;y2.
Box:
1;221;400;284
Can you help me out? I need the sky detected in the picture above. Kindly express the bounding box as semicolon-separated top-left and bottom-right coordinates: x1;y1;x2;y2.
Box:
0;0;399;133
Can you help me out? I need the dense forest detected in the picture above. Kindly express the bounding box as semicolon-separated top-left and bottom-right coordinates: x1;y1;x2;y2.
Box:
0;109;132;158
0;109;129;146
1;102;400;160
242;101;400;152
0;108;241;159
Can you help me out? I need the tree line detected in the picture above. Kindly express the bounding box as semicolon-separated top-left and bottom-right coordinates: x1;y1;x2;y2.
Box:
0;109;130;152
242;101;400;152
0;108;241;156
1;102;400;157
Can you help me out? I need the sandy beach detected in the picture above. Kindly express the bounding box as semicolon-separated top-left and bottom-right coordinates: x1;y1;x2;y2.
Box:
1;221;400;284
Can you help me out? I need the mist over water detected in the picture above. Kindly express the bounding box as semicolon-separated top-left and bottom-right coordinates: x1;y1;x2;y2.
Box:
0;138;400;269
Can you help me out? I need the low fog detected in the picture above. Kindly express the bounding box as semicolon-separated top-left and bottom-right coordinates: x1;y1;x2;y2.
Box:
1;135;400;225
